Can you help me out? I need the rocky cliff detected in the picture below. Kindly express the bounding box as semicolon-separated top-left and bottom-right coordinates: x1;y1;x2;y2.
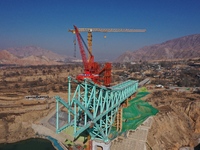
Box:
0;99;54;143
145;90;200;149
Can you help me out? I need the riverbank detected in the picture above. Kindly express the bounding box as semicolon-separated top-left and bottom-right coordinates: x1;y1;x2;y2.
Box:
32;123;69;150
46;136;65;150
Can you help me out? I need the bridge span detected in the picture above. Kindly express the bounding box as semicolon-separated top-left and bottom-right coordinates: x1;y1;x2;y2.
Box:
55;77;138;144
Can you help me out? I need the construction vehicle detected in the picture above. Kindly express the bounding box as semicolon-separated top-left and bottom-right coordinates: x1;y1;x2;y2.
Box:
73;25;111;86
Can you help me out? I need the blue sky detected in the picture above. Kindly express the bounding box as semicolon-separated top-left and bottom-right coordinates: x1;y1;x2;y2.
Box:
0;0;200;60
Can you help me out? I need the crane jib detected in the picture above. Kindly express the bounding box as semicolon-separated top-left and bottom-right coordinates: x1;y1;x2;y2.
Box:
69;28;146;33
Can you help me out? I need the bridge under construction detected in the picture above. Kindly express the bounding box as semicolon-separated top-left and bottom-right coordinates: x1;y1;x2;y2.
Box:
55;77;158;150
54;25;157;150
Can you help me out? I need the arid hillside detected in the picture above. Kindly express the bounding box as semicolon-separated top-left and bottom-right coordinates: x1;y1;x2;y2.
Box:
0;64;83;143
0;64;199;149
145;90;200;149
0;46;77;66
0;50;61;66
116;34;200;62
6;46;69;61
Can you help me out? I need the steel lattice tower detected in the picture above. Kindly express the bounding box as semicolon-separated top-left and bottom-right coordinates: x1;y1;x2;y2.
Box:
55;77;138;142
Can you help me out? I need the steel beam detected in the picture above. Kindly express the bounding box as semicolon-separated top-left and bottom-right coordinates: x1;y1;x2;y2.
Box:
55;77;138;142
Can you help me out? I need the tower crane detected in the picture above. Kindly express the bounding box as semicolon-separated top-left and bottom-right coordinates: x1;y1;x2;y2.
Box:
69;27;146;59
70;25;146;86
73;25;111;86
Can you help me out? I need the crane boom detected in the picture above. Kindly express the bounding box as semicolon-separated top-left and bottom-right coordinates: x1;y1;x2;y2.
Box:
73;25;90;72
69;26;146;60
69;28;146;33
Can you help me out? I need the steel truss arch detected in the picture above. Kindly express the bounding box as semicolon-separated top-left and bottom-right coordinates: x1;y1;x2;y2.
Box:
55;77;138;142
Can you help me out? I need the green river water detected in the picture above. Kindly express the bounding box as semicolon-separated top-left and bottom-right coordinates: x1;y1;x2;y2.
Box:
0;138;56;150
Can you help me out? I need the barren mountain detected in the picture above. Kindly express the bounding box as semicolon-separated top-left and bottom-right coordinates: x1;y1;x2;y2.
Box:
0;46;78;66
116;34;200;62
6;46;68;61
0;50;60;66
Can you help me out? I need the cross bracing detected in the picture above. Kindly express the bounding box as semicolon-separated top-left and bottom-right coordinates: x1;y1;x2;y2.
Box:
55;77;138;142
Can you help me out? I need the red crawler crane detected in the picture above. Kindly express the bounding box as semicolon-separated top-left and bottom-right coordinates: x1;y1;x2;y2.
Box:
73;25;111;86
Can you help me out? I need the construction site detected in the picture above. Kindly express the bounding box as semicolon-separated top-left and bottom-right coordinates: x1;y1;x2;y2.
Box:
1;25;200;149
1;1;200;149
44;25;158;150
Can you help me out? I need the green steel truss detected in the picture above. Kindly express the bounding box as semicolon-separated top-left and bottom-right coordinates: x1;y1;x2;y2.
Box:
55;77;138;142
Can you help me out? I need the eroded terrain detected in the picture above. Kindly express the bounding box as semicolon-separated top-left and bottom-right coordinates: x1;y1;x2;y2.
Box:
0;65;82;143
0;64;200;150
145;90;200;149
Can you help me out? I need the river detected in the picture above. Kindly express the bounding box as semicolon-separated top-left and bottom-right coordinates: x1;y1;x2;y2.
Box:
0;138;56;150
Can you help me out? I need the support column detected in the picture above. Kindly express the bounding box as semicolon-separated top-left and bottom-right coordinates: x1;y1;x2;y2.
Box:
56;100;59;132
68;77;71;122
114;107;123;132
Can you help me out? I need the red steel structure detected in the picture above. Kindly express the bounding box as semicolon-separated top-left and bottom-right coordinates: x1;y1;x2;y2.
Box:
73;25;111;86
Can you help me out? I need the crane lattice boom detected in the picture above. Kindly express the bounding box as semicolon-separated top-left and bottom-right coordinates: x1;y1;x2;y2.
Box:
69;28;146;33
69;26;146;60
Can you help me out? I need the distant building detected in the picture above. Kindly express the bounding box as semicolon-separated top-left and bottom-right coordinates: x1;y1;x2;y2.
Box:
25;95;50;100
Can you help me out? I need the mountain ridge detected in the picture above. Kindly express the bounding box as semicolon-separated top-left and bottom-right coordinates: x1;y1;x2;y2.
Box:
0;46;77;66
0;50;60;66
6;46;69;61
1;33;200;65
115;34;200;62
